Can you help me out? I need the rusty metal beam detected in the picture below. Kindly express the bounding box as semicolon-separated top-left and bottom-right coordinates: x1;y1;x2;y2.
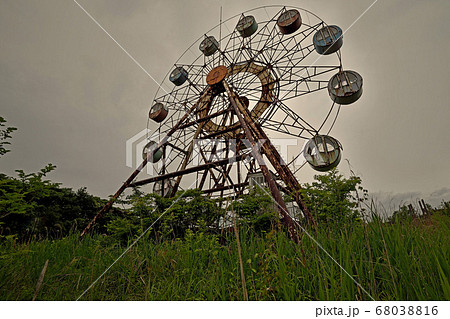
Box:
199;147;220;186
198;138;221;190
178;107;231;130
198;164;209;190
250;124;315;226
234;100;316;226
170;113;210;197
205;106;233;192
171;96;232;196
202;182;248;194
202;123;241;139
166;142;188;155
129;153;246;187
223;80;300;243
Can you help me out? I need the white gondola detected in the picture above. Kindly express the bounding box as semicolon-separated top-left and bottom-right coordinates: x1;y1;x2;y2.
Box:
328;70;363;105
303;135;342;172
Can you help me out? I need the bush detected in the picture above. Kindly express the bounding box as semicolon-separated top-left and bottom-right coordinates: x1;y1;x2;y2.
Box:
106;188;224;242
232;187;278;233
300;169;367;225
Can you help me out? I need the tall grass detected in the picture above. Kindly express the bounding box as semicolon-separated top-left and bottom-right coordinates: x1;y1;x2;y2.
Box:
0;213;448;300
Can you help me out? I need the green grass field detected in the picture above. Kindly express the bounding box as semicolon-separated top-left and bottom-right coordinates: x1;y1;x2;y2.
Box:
0;212;448;301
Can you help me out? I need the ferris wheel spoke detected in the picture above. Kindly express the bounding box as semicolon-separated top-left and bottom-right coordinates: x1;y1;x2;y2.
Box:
261;99;318;136
278;78;328;101
155;89;200;112
275;65;340;101
221;30;248;65
264;34;304;65
227;68;265;99
246;21;279;55
258;21;322;66
271;42;316;67
260;118;314;139
221;31;244;64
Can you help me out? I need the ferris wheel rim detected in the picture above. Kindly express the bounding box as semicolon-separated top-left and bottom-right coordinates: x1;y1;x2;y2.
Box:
150;5;341;105
147;5;343;144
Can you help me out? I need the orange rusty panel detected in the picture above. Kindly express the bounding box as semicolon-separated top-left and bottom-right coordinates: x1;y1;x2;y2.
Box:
206;65;228;86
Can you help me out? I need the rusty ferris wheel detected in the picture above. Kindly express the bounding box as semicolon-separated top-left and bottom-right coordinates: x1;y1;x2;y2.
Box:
82;6;363;240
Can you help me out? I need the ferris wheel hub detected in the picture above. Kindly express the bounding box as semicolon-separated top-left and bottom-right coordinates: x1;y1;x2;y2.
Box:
206;65;228;86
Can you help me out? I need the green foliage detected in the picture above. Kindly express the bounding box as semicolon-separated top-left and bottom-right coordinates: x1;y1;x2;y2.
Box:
438;201;450;217
106;189;224;242
0;165;111;240
1;118;446;301
300;169;367;225
389;201;449;223
389;205;415;223
0;116;17;157
232;186;278;233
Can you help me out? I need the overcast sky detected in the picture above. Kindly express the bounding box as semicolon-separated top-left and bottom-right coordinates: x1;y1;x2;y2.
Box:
1;0;449;210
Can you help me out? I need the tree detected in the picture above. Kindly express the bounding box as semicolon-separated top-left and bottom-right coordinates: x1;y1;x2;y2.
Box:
0;116;17;157
300;169;367;225
231;186;278;233
0;164;113;240
106;188;224;242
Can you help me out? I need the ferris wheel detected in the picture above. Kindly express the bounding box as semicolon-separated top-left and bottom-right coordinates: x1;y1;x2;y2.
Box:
82;6;363;239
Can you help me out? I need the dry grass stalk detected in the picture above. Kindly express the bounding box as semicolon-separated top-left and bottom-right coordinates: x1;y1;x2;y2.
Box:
232;206;248;301
32;259;49;301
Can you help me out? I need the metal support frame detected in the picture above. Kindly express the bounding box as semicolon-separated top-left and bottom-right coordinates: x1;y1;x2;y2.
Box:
227;85;316;227
223;80;301;243
129;153;246;187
